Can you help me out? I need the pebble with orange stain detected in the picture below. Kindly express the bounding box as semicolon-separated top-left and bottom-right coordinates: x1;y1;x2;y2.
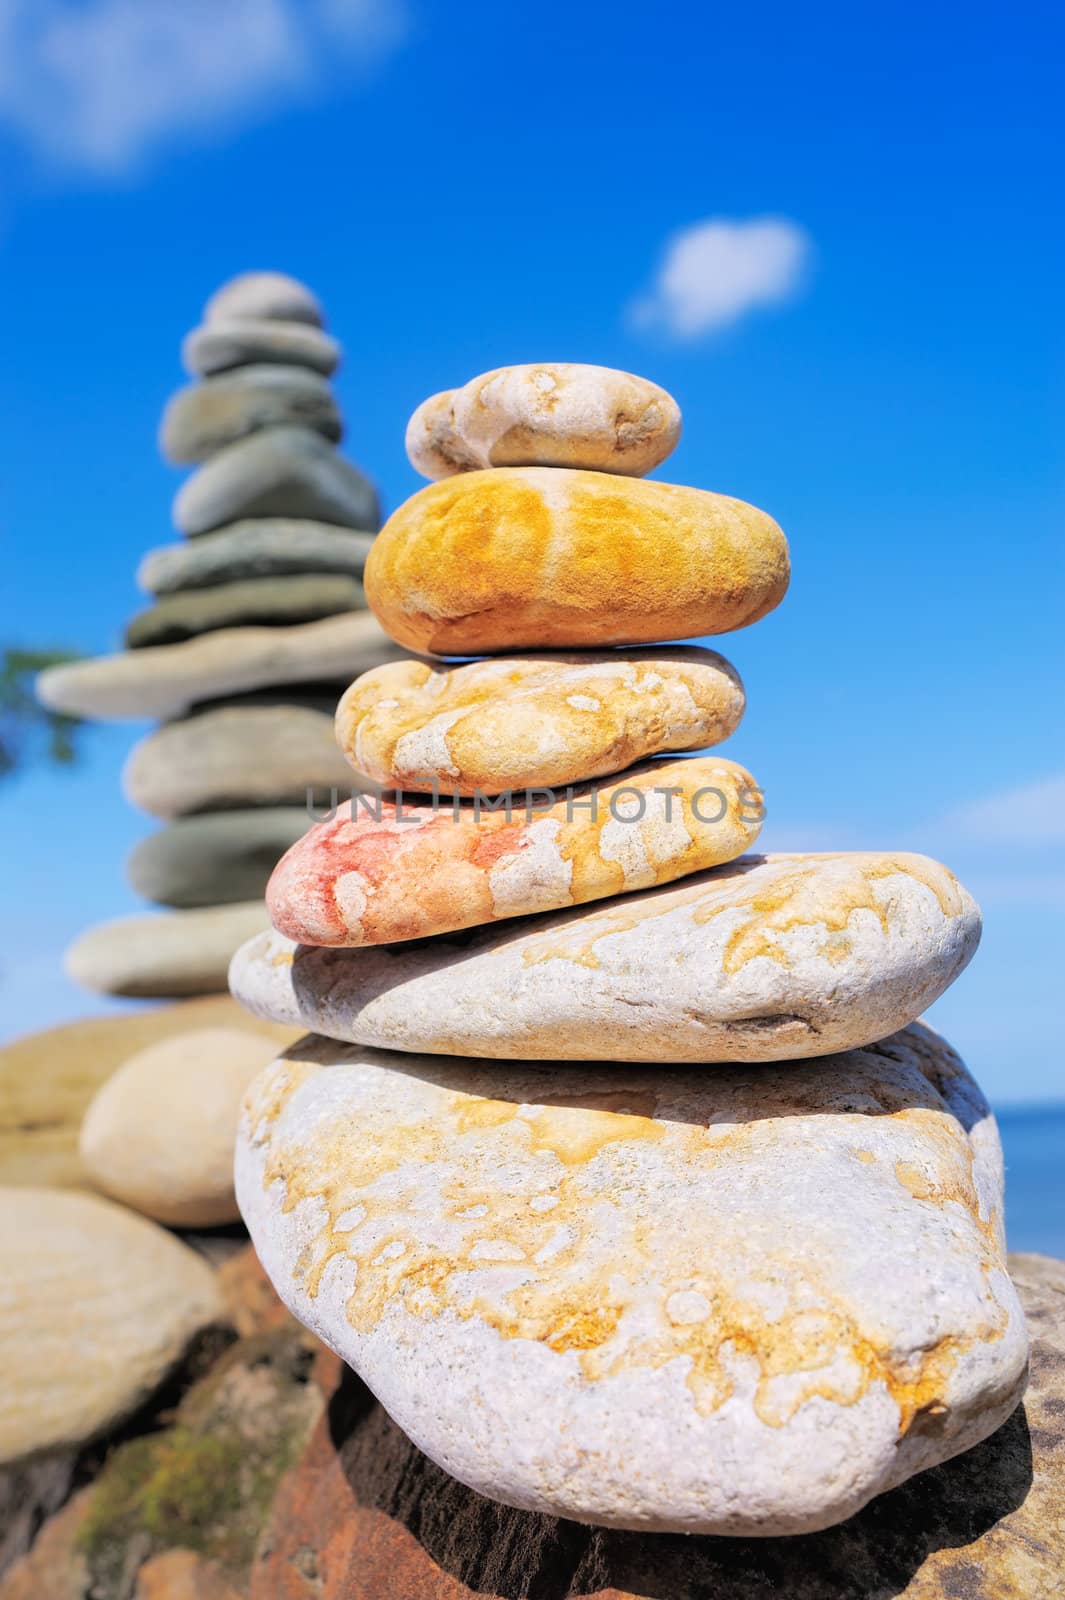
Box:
265;755;762;947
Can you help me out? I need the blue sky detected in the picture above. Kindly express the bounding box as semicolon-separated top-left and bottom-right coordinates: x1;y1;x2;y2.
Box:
1;0;1062;1104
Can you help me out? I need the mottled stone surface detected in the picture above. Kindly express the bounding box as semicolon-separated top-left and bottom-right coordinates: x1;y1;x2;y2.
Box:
80;1028;280;1226
364;467;788;653
125;574;365;649
267;756;762;946
174;426;379;535
204;271;323;326
337;648;744;795
67;902;272;998
138;520;375;595
0;1188;222;1465
160;365;341;464
36;612;402;722
128;808;310;908
183;317;340;378
235;1024;1025;1535
0;997;300;1189
123;701;355;818
232;852;980;1062
406;364;681;479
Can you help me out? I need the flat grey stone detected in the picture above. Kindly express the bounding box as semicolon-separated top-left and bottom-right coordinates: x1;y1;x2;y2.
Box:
36;612;404;721
160;365;341;464
65;903;272;997
127;808;311;907
125;574;365;648
174;426;379;535
183;318;340;378
137;520;375;595
204;271;322;326
122;700;355;818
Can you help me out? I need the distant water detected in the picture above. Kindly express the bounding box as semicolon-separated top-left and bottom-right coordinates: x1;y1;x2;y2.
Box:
998;1104;1065;1258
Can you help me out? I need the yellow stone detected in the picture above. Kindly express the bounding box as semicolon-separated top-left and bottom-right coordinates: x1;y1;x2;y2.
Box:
364;467;789;654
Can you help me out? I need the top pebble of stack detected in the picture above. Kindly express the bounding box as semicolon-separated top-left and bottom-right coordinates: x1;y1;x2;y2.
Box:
407;362;681;477
204;270;324;327
366;362;789;653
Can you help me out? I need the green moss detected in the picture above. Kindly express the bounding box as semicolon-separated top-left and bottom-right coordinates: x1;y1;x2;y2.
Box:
75;1328;321;1596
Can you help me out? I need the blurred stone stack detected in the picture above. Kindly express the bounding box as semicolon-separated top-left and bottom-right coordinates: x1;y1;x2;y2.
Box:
37;272;402;998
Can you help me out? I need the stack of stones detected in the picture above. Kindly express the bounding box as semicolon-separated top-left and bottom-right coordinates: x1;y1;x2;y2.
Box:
37;272;402;999
229;362;1028;1537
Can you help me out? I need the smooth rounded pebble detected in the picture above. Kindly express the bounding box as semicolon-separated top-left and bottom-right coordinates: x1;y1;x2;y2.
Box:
160;365;341;464
68;902;271;998
406;363;682;479
267;755;762;946
174;426;379;536
234;1023;1027;1534
123;700;356;819
35;612;403;721
80;1028;282;1226
0;998;301;1190
124;573;365;649
364;467;789;653
0;1187;222;1464
183;318;340;378
337;648;744;795
204;271;323;327
128;808;311;908
137;520;376;595
231;852;981;1061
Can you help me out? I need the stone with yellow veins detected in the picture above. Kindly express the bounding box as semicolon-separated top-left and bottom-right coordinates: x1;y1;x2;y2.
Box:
0;1187;222;1465
231;851;981;1062
336;647;745;796
363;467;789;655
266;756;763;947
406;363;682;479
233;1023;1027;1535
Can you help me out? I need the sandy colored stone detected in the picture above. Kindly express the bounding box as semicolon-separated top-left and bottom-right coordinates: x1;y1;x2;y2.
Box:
364;467;789;653
337;647;745;795
133;1549;244;1600
138;520;375;595
123;701;355;819
183;317;341;378
125;573;364;649
205;271;323;327
174;426;378;536
67;902;273;999
235;1023;1026;1535
160;364;341;465
128;808;310;908
0;1188;222;1465
245;1253;1062;1599
36;612;403;722
267;755;762;946
80;1028;281;1226
406;364;682;480
232;851;980;1063
0;997;299;1191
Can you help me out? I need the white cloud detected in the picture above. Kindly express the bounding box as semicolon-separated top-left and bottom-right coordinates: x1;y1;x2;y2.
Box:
630;216;811;339
0;0;408;177
934;772;1065;847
